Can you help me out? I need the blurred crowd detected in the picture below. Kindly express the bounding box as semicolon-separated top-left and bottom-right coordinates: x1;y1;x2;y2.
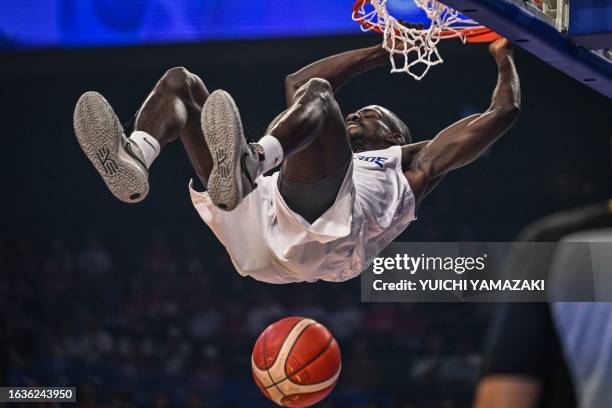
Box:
2;234;489;407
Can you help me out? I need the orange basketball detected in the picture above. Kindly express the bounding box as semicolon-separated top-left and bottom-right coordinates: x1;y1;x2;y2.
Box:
251;317;341;407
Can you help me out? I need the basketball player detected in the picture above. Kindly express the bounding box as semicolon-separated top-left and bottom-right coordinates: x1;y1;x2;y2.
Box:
74;38;520;283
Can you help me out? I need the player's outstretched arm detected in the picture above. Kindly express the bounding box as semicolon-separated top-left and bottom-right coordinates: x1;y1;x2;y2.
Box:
403;38;521;202
285;45;388;105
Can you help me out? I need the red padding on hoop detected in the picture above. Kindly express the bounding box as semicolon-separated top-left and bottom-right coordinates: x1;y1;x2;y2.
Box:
466;30;502;43
352;0;368;13
439;27;502;43
352;0;384;34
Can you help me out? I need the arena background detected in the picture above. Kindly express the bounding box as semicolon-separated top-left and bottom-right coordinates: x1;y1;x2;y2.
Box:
1;1;611;407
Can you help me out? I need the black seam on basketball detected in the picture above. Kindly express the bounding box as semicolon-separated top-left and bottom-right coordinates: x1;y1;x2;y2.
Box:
261;329;286;398
282;376;339;401
283;336;335;386
265;318;303;369
259;318;304;398
262;321;316;390
264;326;335;389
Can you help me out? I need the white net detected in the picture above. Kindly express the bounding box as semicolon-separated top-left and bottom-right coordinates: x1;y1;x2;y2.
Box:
352;0;484;80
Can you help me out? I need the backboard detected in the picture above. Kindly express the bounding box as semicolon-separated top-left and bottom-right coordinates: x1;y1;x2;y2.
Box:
438;0;612;99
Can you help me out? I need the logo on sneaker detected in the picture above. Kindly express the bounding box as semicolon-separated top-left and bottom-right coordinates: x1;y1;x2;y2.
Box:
216;150;229;178
96;147;118;175
143;138;158;151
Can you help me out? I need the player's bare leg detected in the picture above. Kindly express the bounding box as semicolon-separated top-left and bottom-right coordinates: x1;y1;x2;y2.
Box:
267;78;351;183
134;67;214;187
202;78;350;214
74;67;213;202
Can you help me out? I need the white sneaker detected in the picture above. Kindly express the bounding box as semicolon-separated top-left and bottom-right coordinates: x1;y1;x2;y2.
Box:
73;91;149;203
201;90;261;211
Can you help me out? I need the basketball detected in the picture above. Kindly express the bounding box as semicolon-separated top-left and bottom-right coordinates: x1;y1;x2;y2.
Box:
251;317;341;407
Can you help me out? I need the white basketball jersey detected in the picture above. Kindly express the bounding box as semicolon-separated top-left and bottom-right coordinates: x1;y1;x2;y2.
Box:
189;145;416;283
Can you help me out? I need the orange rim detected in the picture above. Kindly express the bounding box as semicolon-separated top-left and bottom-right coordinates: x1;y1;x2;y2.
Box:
439;27;501;42
352;0;501;43
352;0;384;34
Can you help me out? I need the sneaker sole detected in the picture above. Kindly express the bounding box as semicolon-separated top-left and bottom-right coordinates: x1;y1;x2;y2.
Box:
201;90;246;211
73;91;149;203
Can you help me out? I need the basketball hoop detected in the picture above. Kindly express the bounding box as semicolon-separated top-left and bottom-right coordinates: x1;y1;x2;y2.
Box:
352;0;501;80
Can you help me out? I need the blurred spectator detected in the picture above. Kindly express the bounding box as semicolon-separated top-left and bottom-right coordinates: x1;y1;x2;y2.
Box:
77;236;113;277
327;292;363;340
246;292;284;335
410;335;445;385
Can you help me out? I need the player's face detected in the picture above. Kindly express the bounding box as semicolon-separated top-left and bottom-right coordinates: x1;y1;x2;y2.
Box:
345;105;399;152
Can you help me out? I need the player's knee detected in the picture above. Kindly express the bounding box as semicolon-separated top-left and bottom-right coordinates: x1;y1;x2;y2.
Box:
297;78;334;112
158;66;194;95
304;78;333;96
